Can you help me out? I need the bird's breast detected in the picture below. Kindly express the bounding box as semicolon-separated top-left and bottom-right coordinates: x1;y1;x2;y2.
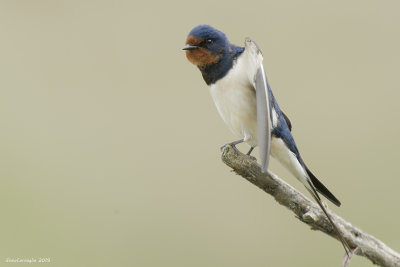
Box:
209;57;258;147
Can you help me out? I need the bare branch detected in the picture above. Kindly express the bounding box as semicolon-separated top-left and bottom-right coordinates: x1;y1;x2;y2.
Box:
221;145;400;267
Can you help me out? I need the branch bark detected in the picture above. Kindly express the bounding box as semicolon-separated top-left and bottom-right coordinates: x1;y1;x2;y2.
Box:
221;145;400;267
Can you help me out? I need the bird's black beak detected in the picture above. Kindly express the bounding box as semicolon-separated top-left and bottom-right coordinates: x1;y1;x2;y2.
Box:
182;44;198;50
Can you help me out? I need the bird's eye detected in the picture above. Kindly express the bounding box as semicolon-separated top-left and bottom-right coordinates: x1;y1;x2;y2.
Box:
206;39;213;44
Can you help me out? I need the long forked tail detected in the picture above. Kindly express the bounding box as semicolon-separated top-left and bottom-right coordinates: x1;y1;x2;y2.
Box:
305;180;351;255
305;166;341;207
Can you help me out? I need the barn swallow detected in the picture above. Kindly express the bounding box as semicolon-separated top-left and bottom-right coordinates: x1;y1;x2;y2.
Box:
183;24;350;254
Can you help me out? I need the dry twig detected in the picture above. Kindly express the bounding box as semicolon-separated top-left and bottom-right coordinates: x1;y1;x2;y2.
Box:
221;145;400;267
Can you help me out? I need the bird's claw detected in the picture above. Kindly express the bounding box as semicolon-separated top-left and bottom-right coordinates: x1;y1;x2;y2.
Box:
220;144;240;153
220;139;244;153
246;147;256;161
247;155;257;161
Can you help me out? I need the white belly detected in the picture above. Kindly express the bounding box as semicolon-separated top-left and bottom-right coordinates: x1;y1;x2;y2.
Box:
271;137;309;186
208;55;309;185
209;57;258;147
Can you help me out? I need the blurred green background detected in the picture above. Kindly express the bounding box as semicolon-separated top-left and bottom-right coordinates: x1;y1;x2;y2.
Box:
0;0;399;266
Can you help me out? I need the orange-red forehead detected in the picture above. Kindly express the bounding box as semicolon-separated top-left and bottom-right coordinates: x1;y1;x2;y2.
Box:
186;35;204;45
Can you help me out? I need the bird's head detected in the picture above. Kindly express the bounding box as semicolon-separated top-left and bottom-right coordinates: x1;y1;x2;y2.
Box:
183;25;230;67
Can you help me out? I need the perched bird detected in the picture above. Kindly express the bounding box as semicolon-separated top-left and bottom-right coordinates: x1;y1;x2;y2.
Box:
183;24;350;253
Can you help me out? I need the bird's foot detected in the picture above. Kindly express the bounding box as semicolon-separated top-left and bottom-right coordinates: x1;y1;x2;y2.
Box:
247;155;257;161
220;139;244;153
246;147;257;161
